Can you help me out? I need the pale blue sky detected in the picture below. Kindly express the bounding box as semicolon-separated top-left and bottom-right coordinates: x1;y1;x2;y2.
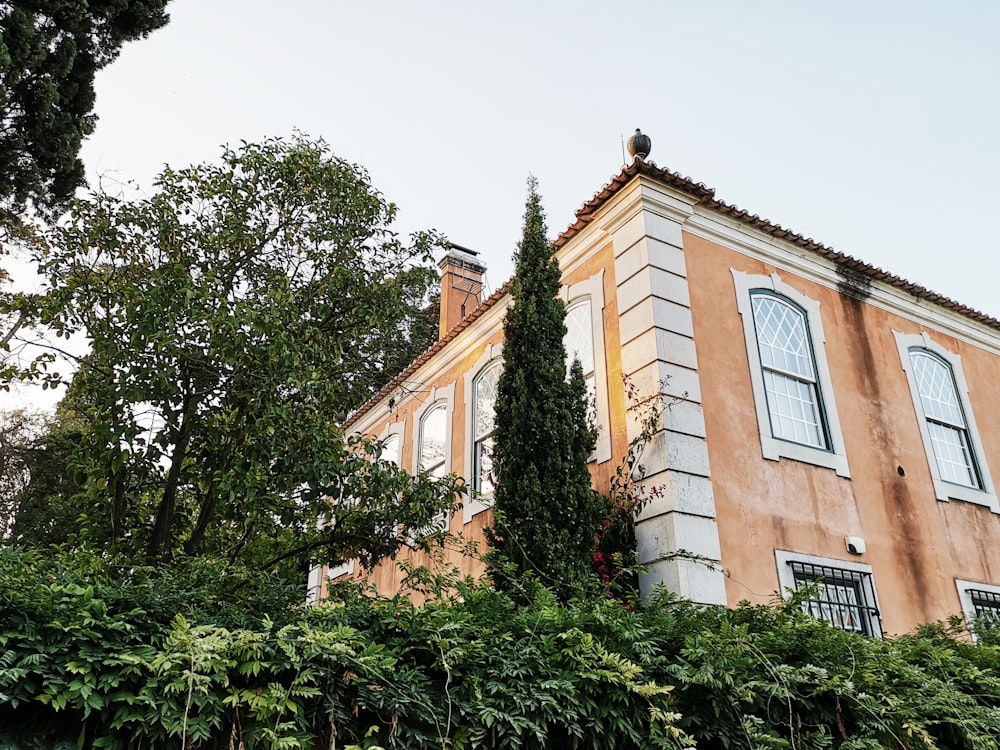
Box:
79;1;1000;316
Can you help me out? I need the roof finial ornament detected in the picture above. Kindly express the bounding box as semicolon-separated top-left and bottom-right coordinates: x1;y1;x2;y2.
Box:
626;128;651;161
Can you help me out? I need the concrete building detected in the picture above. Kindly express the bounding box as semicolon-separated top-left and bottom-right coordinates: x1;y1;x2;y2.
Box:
315;134;1000;636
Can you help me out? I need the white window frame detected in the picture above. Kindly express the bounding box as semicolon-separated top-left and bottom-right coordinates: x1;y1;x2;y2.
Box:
560;270;611;463
775;550;883;637
463;345;502;523
413;384;455;533
379;422;405;468
305;563;325;605
733;270;850;477
894;331;999;513
414;385;454;475
955;579;1000;637
324;558;356;585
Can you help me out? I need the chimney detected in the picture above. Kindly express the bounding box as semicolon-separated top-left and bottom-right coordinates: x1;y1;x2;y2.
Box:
437;243;487;337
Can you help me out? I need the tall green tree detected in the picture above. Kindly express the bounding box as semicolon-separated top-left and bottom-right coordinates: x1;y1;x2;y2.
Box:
0;404;85;547
487;178;600;601
0;1;172;221
15;135;459;574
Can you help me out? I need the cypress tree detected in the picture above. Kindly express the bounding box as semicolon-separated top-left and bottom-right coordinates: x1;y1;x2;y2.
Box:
487;178;600;601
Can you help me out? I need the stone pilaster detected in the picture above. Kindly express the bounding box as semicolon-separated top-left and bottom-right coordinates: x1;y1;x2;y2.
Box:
609;183;727;605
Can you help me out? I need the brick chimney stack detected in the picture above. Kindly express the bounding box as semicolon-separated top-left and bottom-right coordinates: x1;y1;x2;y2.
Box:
437;244;487;337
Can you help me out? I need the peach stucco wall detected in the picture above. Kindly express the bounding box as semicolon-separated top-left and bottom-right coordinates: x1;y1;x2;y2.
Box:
683;230;1000;634
356;324;504;598
562;240;630;490
343;239;626;598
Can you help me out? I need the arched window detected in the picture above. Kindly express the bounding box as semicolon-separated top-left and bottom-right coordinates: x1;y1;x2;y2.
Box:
473;361;502;496
732;270;849;476
750;291;828;449
895;331;997;512
564;297;595;398
559;272;611;463
380;434;400;467
908;349;981;489
418;403;448;478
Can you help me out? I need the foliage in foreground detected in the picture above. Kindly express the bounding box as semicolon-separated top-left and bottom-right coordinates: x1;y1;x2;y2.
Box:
0;0;172;221
1;549;999;750
1;135;455;576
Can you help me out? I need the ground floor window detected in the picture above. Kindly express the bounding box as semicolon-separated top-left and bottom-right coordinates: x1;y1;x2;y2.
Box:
956;580;1000;641
969;589;1000;621
775;551;882;637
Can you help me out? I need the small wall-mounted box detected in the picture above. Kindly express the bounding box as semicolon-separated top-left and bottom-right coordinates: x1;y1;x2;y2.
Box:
845;536;866;555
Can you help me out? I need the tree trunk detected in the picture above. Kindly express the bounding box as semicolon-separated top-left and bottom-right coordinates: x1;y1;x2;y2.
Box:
146;394;195;561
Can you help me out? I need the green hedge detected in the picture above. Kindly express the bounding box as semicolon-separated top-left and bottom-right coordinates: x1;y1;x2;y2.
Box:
1;549;998;749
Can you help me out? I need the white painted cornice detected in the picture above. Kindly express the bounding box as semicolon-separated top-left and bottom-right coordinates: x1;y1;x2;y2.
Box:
558;176;697;274
685;208;1000;356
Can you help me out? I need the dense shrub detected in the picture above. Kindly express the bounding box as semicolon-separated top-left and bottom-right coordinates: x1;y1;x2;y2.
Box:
1;549;998;749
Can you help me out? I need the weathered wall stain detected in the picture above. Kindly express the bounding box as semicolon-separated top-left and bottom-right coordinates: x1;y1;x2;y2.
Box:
838;291;931;617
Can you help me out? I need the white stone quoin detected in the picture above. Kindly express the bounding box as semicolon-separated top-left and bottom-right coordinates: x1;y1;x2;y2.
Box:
608;180;727;605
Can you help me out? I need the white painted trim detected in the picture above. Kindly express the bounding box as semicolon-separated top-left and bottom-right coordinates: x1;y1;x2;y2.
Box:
305;564;324;605
596;178;697;236
462;344;503;523
687;208;1000;357
893;331;999;513
774;549;882;637
557;230;614;283
732;270;851;477
412;383;456;474
412;383;457;533
325;558;356;583
555;177;695;280
955;578;1000;640
378;421;405;467
562;270;612;463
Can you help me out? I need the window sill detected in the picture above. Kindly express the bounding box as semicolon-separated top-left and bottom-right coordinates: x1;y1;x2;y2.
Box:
463;494;492;524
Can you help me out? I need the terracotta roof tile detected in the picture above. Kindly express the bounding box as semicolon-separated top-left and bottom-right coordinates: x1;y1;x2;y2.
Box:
346;160;1000;428
557;159;1000;331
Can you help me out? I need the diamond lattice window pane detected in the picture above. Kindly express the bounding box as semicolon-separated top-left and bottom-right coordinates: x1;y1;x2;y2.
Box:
752;296;814;379
565;300;594;376
911;352;965;427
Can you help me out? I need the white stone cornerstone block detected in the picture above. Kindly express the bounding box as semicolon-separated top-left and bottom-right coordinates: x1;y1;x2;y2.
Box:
620;329;699;375
634;471;717;520
617;267;691;318
641;556;727;606
639;430;711;478
615;238;687;286
636;512;722;563
619;298;693;348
